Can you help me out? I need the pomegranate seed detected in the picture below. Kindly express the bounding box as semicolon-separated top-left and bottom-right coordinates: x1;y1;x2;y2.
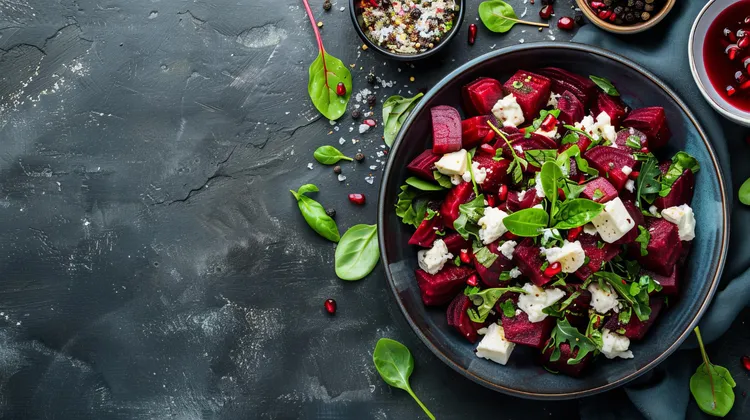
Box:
539;5;553;20
504;232;518;240
567;226;583;242
336;82;346;96
480;143;497;155
621;279;628;285
486;194;497;208
544;262;562;277
736;71;747;84
364;119;377;127
481;130;496;144
348;193;366;205
745;16;750;24
460;249;472;264
629;170;640;180
640;146;650;154
727;85;738;97
742;355;750;371
540;114;558;131
608;13;617;23
468;23;477;45
558;16;575;30
558;188;566;200
598;10;611;20
466;274;479;287
498;184;509;201
367;0;379;6
726;44;740;60
590;1;606;9
324;299;337;314
725;27;738;42
740;37;750;50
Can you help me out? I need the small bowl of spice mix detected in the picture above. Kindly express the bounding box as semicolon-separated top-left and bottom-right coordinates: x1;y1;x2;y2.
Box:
576;0;676;34
350;0;465;60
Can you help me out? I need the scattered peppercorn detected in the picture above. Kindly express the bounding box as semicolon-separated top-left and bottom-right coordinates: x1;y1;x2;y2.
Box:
333;165;342;174
634;1;644;10
351;109;361;119
367;94;377;106
323;0;332;11
325;208;336;218
575;10;586;26
355;152;365;162
410;8;421;19
588;0;663;25
366;72;376;84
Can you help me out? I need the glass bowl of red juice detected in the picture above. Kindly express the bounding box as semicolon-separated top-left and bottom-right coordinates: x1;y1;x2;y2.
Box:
690;0;750;126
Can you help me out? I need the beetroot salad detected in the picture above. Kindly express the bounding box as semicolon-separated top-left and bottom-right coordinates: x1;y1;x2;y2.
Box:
395;68;700;376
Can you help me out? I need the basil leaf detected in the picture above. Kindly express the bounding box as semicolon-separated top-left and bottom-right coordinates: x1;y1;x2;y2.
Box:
635;226;650;256
553;199;604;230
467;286;527;323
690;327;736;417
478;0;545;33
383;93;424;147
589;75;620;96
405;176;445;191
526;149;558;168
335;224;379;281
433;170;454;188
541;161;563;216
474;246;498;268
741;177;750;206
313;145;353;165
659;152;701;197
544;318;599;365
290;184;341;242
308;51;351;120
373;338;436;420
502;208;549;237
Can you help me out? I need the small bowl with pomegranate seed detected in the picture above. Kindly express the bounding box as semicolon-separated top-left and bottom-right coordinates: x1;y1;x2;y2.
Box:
690;0;750;126
576;0;676;34
349;0;466;60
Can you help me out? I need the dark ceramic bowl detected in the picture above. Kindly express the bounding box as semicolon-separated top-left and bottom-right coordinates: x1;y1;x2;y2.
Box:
377;43;729;399
348;0;465;61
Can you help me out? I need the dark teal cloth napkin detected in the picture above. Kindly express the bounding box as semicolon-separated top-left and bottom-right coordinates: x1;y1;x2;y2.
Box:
573;1;750;419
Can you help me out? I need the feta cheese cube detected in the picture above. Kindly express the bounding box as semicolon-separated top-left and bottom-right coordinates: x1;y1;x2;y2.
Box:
462;161;487;184
587;283;620;314
543;240;586;273
535;173;545;198
498;240;517;260
661;204;696;241
547;92;560;108
491;94;525;128
624;179;635;193
435;149;468;176
583;223;598;235
509;267;522;278
517;283;566;323
621;166;633;176
475;323;515;365
574;112;616;143
591;197;635;243
417;239;453;275
600;328;634;359
478;207;509;245
535;126;558;139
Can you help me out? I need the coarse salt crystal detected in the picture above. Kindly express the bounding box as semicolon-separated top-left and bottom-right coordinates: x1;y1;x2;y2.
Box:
365;176;375;184
307;163;314;170
339;137;346;145
338;174;347;182
329;120;337;125
370;165;378;170
359;124;370;134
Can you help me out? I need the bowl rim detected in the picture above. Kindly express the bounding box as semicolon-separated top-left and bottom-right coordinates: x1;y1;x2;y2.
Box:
575;0;676;34
348;0;466;61
377;42;729;399
688;0;750;126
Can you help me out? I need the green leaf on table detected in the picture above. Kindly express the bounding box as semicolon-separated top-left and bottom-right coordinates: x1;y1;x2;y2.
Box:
659;151;701;197
690;327;736;417
553;199;604;230
635;226;650;256
313;145;353;165
740;177;750;206
373;338;436;420
589;75;620;96
478;0;548;33
290;184;340;242
308;51;352;120
383;93;424;147
335;224;379;281
502;207;549;237
405;176;446;191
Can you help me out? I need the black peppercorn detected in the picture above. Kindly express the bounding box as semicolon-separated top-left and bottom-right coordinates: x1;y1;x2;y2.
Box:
634;1;644;10
333;165;342;174
624;12;635;22
351;109;361;119
574;10;586;26
627;0;635;6
323;0;332;11
366;72;376;84
367;94;377;106
410;8;421;19
613;6;624;16
355;153;365;162
325;208;336;218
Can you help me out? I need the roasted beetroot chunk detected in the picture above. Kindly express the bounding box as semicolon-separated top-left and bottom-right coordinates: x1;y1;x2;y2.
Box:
502;311;555;348
407;149;441;181
560;133;593;154
502;70;552;122
462;77;504;116
623;107;671;149
654;169;695;210
473;241;514;288
447;294;485;343
462;116;495;149
564;285;593;327
473;152;510;194
583;146;638;191
497;133;558;161
557;90;585;125
574;233;620;280
431;106;463;154
537;67;597;107
614;127;648;150
540;342;593;377
408;214;445;248
415;265;476;306
513;238;550;286
613;200;645;245
440;182;475;229
504;189;544;212
604;297;664;340
633;218;683;276
581;177;618;203
442;232;472;255
592;91;629;127
642;267;679;296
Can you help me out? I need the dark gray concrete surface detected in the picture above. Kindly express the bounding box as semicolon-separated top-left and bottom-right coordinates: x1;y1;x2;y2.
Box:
0;0;746;418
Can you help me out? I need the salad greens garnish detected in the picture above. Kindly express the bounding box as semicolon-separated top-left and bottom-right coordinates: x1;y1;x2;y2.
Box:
635;155;662;207
488;120;527;184
634;226;650;256
454;195;486;240
432;170;454;188
473;246;499;268
498;299;516;317
592;271;661;322
690;327;736;417
373;338;435;420
553;199;604;230
290;184;341;242
395;184;430;228
334;224;379;281
502;207;549;237
466;148;480;195
544;318;599;365
589;75;620;96
405;176;446;191
525;149;558;168
526;109;561;138
383;93;424;147
659;151;700;197
478;0;549;33
625;135;642;149
467;287;527;323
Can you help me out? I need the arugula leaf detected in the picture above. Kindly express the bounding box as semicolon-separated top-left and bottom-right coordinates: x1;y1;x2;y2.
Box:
489;121;527;184
563;124;598;146
544;318;599;365
635;226;650;256
585;312;605;349
433;171;455;188
659;151;700;197
594;272;652;322
467;286;527;323
499;299;516;318
474;246;499;268
589;75;620;96
561;131;580;145
464;285;481;296
543;291;582;318
636;156;662;206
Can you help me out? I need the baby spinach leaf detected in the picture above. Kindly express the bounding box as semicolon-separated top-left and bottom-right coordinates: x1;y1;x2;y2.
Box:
541;161;563;218
467;286;527;323
432;171;454;188
335;224;379;281
589;75;620;96
405;177;445;191
740;177;750;206
383;93;424;146
659;151;701;197
502;208;549;237
313;145;353;165
526;149;558;168
478;0;549;33
690;327;736;417
290;184;340;242
454;213;480;241
373;338;435;420
553;199;604;229
474;246;498;268
635;226;650;256
544;318;599;365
